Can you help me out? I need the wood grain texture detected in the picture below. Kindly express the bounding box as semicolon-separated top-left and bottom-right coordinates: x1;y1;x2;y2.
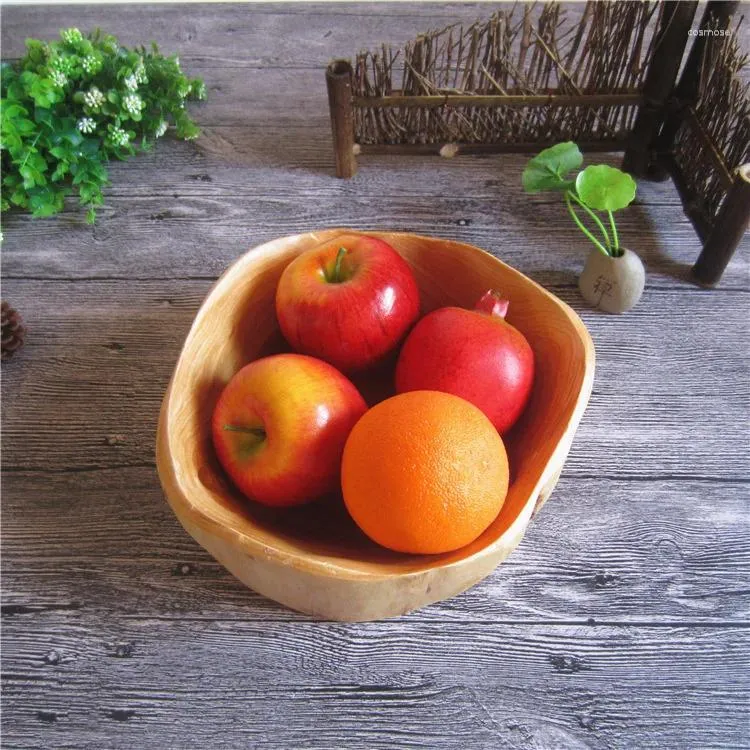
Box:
1;126;747;284
0;3;584;66
2;467;749;624
2;2;749;748
2;618;749;750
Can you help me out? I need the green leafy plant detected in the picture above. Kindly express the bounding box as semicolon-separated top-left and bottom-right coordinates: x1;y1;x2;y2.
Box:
1;27;206;223
522;142;637;257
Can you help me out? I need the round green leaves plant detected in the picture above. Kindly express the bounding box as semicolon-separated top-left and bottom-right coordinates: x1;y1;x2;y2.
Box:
1;28;206;224
522;142;637;257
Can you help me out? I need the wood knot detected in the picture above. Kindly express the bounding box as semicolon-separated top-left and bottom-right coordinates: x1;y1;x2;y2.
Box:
1;604;33;615
592;572;617;588
104;434;126;446
656;537;682;558
114;641;135;659
44;650;60;665
577;712;596;730
173;562;194;576
106;709;136;721
549;654;588;674
108;641;135;658
36;710;57;723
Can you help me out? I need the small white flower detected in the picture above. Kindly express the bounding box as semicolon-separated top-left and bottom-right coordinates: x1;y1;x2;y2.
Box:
82;55;101;74
61;28;83;45
77;117;96;134
51;55;74;74
107;125;129;147
50;70;68;88
154;120;168;138
123;94;144;115
134;62;148;84
83;86;105;109
124;74;138;91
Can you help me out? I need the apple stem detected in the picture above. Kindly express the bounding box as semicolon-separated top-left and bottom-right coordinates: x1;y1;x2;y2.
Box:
326;247;348;283
223;425;266;439
474;290;509;319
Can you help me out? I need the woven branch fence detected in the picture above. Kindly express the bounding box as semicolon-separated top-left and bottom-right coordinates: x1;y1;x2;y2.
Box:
326;0;750;286
351;2;662;149
673;31;749;224
668;14;750;284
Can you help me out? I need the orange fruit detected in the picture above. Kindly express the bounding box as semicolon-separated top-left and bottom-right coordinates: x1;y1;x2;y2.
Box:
341;390;509;554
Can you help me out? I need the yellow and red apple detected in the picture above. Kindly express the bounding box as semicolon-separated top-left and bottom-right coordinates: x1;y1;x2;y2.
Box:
212;353;367;507
275;234;420;373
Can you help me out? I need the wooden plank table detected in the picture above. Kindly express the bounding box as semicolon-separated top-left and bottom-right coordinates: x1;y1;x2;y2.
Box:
2;4;749;748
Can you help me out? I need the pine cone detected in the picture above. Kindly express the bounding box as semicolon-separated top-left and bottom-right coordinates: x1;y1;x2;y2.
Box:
1;301;26;360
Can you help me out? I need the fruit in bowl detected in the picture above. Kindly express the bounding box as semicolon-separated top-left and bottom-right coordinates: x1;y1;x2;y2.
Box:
395;290;535;434
275;233;420;373
212;353;367;507
156;230;595;621
342;390;509;555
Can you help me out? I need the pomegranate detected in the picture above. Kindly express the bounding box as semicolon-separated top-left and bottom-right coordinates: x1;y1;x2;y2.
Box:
394;290;535;434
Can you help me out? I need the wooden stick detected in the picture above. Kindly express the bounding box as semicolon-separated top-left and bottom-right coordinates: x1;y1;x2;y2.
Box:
658;153;713;240
352;92;644;109
692;164;750;285
326;59;357;178
683;108;736;190
622;1;698;176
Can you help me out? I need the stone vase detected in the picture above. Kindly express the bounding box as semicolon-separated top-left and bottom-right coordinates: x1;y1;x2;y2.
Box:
578;247;645;314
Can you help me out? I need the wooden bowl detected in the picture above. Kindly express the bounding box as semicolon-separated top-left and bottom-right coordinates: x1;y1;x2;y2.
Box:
156;230;595;621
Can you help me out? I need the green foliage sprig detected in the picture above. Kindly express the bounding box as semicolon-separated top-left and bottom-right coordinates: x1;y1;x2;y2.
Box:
1;27;206;223
522;142;637;257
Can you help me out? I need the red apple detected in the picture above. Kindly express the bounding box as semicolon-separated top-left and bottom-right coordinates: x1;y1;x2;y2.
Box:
275;234;420;373
212;353;367;507
394;291;535;434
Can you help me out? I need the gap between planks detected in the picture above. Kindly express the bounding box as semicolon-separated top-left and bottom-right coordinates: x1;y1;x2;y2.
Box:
4;276;750;293
3;463;750;485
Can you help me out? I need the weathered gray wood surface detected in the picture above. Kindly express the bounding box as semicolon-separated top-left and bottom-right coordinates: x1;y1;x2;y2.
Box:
2;4;749;749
